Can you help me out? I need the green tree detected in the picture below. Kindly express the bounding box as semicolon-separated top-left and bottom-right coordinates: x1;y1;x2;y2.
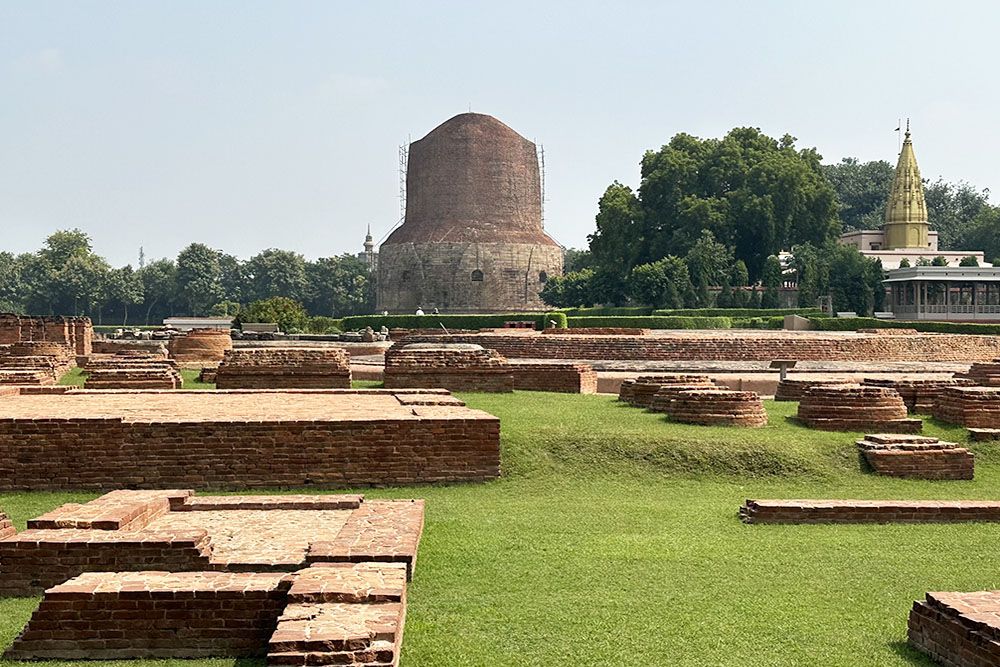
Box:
304;254;373;317
218;253;247;304
820;158;894;232
540;269;596;308
898;258;911;268
246;249;307;302
628;256;693;308
931;255;949;266
828;245;882;315
760;255;783;308
791;243;830;308
955;206;1000;261
241;296;308;333
959;256;979;267
0;252;25;313
176;244;224;316
924;180;994;249
587;182;642;290
106;265;143;325
729;260;750;307
138;259;177;324
55;252;111;317
563;248;593;273
685;230;733;307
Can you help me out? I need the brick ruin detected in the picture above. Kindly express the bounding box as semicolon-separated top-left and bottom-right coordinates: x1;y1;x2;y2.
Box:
0;389;500;490
959;358;1000;386
215;347;352;389
384;343;514;392
402;330;1000;363
84;366;183;389
773;378;842;401
909;590;1000;667
861;377;976;412
662;389;768;427
507;360;598;394
739;499;1000;524
796;384;922;432
969;428;1000;442
2;490;422;663
0;314;92;356
168;328;233;363
933;386;1000;428
618;375;715;408
541;327;651;336
856;434;973;480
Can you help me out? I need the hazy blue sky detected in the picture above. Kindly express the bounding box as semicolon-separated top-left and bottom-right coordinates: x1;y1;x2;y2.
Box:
2;1;998;266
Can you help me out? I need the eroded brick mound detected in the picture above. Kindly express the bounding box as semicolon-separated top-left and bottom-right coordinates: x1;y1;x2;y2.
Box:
507;360;597;393
84;366;183;389
960;358;1000;387
796;384;921;432
0;490;425;595
384;343;513;392
663;389;768;427
168;328;233;363
618;375;713;407
0;389;499;490
740;499;1000;524
0;369;55;386
933;386;1000;428
774;378;842;402
857;434;973;480
215;348;351;389
83;352;175;371
862;377;975;412
198;367;218;383
909;590;1000;667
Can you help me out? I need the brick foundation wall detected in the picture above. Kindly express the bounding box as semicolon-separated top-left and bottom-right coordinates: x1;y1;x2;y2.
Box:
0;315;92;355
618;375;714;407
507;361;597;393
404;331;1000;362
215;348;351;389
0;390;500;490
857;435;973;480
84;366;183;389
774;379;842;401
663;389;768;427
862;377;976;412
0;511;14;539
933;386;1000;427
908;591;1000;667
384;345;513;392
796;384;922;432
959;359;1000;386
740;499;1000;524
542;327;651;336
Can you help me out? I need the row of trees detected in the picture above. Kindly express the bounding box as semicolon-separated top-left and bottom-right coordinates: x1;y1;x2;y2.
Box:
0;230;374;324
547;126;999;315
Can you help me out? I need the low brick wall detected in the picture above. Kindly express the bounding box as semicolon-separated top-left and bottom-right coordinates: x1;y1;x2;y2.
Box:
862;377;975;412
960;359;1000;386
969;428;1000;442
403;331;1000;362
543;327;651;336
384;344;513;392
0;389;500;490
6;571;291;659
739;499;1000;524
0;314;92;356
84;366;183;389
664;389;768;427
507;361;597;393
0;511;14;539
857;434;973;480
909;591;1000;667
618;375;713;407
933;386;1000;428
796;384;921;432
215;348;351;389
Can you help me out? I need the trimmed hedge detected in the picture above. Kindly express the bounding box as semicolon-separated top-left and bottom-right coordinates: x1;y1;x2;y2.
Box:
732;316;786;330
567;316;732;329
652;308;825;317
305;316;343;334
339;313;551;331
542;311;569;329
560;307;655;317
810;317;1000;335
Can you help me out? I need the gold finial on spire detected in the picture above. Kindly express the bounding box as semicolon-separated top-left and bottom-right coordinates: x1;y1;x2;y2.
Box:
883;121;928;249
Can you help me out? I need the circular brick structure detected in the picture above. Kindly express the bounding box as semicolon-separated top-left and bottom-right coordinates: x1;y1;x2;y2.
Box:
933;386;1000;427
861;377;976;412
774;378;843;402
797;384;918;432
168;329;233;363
619;374;713;407
664;389;768;427
377;113;563;313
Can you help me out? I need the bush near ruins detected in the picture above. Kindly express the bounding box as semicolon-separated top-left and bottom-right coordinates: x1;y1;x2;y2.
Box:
567;316;732;329
239;297;308;333
810;317;1000;335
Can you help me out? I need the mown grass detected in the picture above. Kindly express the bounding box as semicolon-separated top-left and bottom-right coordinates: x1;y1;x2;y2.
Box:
57;368;212;390
2;392;999;665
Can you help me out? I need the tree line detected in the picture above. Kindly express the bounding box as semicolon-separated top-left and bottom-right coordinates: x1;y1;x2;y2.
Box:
543;127;999;315
0;230;374;325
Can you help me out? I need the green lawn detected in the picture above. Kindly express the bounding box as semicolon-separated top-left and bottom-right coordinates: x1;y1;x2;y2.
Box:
57;367;213;389
2;394;999;665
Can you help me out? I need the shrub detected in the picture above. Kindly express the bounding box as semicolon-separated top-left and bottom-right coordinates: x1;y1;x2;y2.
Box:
240;297;308;333
732;316;786;329
652;308;824;317
567;316;731;329
561;306;654;317
306;316;342;334
541;311;568;329
339;313;548;331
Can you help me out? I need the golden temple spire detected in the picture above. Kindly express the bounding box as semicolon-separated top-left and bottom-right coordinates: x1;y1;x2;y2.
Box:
883;119;929;249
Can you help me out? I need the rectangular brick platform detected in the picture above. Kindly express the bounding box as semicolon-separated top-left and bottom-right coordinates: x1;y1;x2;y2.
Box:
933;386;1000;428
215;347;352;389
969;428;1000;442
856;434;974;480
507;360;598;393
84;365;183;389
384;344;514;392
739;499;1000;524
909;590;1000;667
0;490;425;595
0;389;500;490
